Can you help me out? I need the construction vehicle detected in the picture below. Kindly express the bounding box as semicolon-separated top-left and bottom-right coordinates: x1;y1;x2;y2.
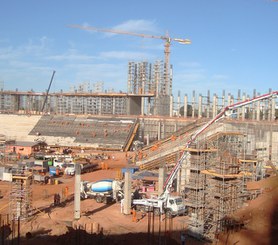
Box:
64;162;98;175
132;91;278;217
80;179;124;204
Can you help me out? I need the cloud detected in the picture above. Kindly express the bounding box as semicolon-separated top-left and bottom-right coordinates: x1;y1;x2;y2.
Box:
23;36;52;56
99;50;154;60
46;49;95;61
211;74;229;80
112;19;159;34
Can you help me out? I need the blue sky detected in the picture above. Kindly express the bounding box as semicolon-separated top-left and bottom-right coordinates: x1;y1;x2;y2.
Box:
0;0;277;97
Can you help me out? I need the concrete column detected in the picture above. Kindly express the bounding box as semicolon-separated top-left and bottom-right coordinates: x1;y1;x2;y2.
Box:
157;121;161;141
262;100;266;120
271;97;276;121
99;97;102;115
161;121;165;139
231;96;234;106
158;167;166;196
212;94;217;118
123;171;132;215
242;94;246;121
112;97;116;115
268;88;272;121
146;133;150;146
256;99;261;121
252;89;257;120
237;90;241;120
192;91;196;118
227;94;231;106
198;94;202;118
74;163;81;220
170;95;173;117
184;94;188;118
141;97;145;116
222;90;225;110
207;90;210;118
147;97;151;116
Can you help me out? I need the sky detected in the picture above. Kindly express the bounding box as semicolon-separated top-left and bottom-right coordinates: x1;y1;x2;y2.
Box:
0;0;277;97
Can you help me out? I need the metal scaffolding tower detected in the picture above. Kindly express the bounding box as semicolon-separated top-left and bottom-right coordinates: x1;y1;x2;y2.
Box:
9;171;33;221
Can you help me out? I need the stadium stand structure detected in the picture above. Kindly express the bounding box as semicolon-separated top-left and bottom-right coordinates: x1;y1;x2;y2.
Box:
29;115;137;150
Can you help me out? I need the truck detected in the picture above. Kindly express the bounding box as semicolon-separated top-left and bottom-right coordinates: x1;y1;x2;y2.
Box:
64;162;98;175
80;179;124;204
131;91;278;217
133;195;186;218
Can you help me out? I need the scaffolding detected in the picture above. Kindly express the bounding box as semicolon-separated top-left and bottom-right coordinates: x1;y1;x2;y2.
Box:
9;170;33;221
185;131;261;241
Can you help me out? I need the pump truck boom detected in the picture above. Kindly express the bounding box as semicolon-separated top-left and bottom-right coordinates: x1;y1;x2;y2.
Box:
133;91;278;217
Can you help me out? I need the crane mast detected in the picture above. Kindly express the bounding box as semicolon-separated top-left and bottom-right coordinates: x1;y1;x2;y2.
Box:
69;24;191;96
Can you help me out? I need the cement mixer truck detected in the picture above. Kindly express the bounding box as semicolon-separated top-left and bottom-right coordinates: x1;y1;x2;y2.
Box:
80;179;124;204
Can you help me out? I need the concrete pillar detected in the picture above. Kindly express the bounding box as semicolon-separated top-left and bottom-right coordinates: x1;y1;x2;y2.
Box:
184;94;188;118
170;95;173;117
99;97;102;115
146;133;150;146
123;171;132;215
262;100;266;121
141;97;145;116
161;121;165;139
242;94;246;121
207;90;210;118
74;163;81;220
252;89;257;120
158;167;166;196
231;96;234;107
147;97;151;116
112;97;116;115
227;94;231;106
192;91;195;118
268;88;272;121
157;121;161;141
271;97;276;121
237;90;241;120
198;94;202;118
212;94;217;118
222;90;225;110
256;97;261;121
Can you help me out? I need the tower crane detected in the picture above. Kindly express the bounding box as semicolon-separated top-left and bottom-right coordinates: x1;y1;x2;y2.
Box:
69;24;191;96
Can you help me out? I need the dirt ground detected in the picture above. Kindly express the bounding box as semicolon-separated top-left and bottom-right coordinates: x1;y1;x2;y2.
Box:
0;151;204;245
1;152;277;244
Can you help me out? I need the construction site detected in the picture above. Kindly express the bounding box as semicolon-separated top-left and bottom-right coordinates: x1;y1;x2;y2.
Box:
0;81;277;244
0;23;277;245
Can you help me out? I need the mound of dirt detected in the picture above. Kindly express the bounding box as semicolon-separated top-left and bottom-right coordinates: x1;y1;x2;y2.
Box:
217;175;278;245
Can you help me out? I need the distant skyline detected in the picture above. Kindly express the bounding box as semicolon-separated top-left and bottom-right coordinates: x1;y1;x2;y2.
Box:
0;0;277;97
